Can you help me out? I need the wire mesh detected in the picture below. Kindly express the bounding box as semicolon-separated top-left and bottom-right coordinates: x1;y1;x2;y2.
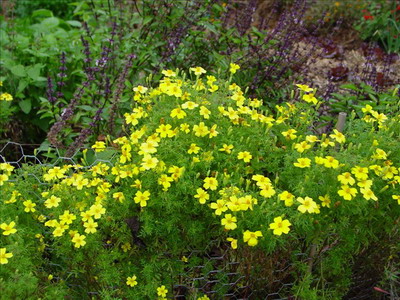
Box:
1;141;397;299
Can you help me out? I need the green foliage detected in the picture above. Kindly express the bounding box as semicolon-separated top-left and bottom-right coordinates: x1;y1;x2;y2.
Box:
1;71;399;298
355;2;400;54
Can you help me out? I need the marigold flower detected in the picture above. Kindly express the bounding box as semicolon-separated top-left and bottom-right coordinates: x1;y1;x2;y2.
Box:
323;156;339;168
297;197;318;213
281;129;297;140
72;233;86;248
269;217;291;236
229;63;240;74
162;69;176;77
194;188;209;204
243;230;263;246
221;214;237;230
278;191;295;206
1;221;17;235
219;144;234;154
190;66;206;76
337;172;355;185
203;177;218;191
126;275;138;287
293;158;311;168
84;219;98;234
360;188;377;201
226;237;237;249
157;285;168;297
210;200;227;215
23;200;36;212
0;92;13;101
91;141;106;152
330;129;346;144
237;151;252;163
337;185;358;200
295;84;313;92
0;248;13;264
318;195;331;207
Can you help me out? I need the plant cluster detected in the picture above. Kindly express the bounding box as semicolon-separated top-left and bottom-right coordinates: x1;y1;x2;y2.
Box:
1;68;399;299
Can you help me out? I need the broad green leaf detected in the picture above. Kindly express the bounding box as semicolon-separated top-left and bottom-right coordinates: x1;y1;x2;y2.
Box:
32;9;53;19
27;64;43;81
41;17;60;29
66;20;82;27
19;99;32;114
10;65;26;77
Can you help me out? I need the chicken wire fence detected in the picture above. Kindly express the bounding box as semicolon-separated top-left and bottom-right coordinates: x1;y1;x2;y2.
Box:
0;141;397;300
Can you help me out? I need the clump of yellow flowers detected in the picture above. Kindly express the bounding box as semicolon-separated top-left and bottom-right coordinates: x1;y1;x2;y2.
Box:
0;66;398;298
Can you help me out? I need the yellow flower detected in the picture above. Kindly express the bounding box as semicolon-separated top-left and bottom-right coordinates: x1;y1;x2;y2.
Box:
141;155;159;170
180;123;191;133
193;122;209;137
59;210;76;225
237;151;252;163
0;174;8;185
302;93;318;104
229;63;240;74
351;166;369;180
121;242;132;252
269;217;291;236
134;190;150;207
243;230;263;246
91;141;106;152
221;214;237;230
194;188;210;204
84;219;98;234
188;143;200;154
203;177;218;190
44;195;61;208
170;106;187;119
208;124;218;138
372;148;387;160
297;197;318;213
156;124;175;138
305;135;319;143
113;192;125;203
162;69;176;77
157;285;168;297
1;221;17;235
210;200;227;215
337;172;355;185
71;233;86;248
219;144;234;154
23;200;36;212
190;66;206;76
337;185;358;200
226;237;237;249
278;191;295;206
392;195;400;205
281;129;297;140
330;129;346;144
126;275;138;287
0;93;13;101
360;188;377;201
295;84;313;92
133;85;148;94
89;204;106;219
318;195;331;208
293;158;311;168
0;248;13;264
294;141;311;153
323;156;339;169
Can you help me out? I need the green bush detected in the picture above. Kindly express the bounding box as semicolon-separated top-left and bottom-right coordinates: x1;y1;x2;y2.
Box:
1;68;399;298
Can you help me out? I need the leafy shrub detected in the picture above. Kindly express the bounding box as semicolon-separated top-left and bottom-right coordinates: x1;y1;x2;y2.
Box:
355;2;400;54
1;68;399;299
